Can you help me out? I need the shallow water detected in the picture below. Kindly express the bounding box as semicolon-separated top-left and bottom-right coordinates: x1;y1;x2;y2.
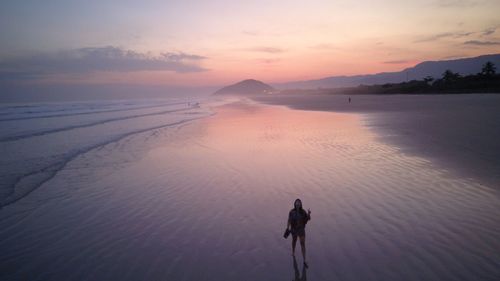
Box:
0;98;210;207
1;100;499;280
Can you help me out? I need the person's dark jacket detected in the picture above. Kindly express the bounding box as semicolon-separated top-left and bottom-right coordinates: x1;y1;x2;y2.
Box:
288;208;310;231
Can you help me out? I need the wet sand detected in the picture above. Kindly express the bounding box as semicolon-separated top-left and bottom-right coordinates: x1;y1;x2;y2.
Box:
256;93;500;187
1;100;500;280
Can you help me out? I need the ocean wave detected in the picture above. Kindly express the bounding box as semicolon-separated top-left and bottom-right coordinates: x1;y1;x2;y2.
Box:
0;99;212;208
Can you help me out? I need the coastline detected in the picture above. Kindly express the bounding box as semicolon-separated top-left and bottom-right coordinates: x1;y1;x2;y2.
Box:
1;100;499;280
254;93;500;187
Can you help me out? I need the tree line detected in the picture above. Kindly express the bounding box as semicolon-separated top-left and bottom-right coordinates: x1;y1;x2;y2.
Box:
329;61;500;95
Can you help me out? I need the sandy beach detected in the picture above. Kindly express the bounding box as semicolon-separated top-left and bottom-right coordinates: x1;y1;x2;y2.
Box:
3;0;500;279
256;93;500;187
1;98;499;280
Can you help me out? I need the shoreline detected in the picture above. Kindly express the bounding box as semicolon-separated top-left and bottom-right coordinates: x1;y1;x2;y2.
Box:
1;100;499;280
253;93;500;188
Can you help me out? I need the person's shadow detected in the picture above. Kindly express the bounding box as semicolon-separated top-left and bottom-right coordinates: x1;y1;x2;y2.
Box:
292;256;307;281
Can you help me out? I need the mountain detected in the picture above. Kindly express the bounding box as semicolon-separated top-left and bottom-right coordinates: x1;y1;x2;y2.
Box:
213;79;275;96
275;54;500;89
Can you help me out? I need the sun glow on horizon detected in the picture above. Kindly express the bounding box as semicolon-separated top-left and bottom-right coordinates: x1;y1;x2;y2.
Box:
1;0;499;87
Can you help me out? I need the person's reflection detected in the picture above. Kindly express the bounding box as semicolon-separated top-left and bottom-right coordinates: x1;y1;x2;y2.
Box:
292;256;307;281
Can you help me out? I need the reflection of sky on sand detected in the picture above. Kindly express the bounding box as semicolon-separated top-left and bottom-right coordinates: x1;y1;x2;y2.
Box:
142;101;500;280
188;102;378;196
1;101;499;280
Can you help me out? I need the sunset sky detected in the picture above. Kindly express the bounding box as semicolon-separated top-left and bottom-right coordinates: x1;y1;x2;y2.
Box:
1;0;499;88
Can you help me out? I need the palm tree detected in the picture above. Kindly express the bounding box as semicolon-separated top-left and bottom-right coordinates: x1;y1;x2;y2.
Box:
481;61;496;76
442;70;460;83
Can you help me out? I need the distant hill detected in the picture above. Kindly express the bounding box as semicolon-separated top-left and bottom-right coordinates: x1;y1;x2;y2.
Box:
276;53;500;89
213;79;274;96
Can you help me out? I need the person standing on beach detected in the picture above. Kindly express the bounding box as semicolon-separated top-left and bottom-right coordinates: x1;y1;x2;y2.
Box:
287;199;311;267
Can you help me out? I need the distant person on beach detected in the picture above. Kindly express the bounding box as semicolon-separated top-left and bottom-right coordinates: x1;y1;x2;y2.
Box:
287;199;311;267
348;97;351;103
